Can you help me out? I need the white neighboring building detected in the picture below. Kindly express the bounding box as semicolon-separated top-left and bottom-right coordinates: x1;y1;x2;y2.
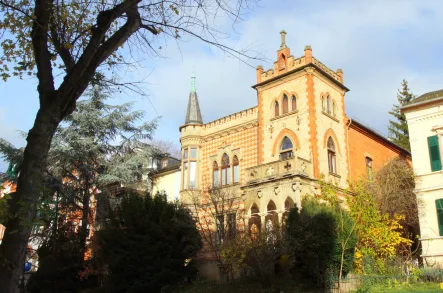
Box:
149;157;181;202
403;89;443;266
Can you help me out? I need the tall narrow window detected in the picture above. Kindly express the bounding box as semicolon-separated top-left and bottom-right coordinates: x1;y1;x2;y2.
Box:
189;162;197;188
183;162;189;189
436;199;443;236
366;157;373;180
274;101;279;117
280;136;293;160
216;215;224;245
332;101;336;117
326;95;331;114
227;213;236;240
221;154;231;185
213;161;219;187
182;147;198;189
428;135;442;172
291;95;297;111
322;97;325;111
327;137;337;174
233;155;240;183
282;94;288;114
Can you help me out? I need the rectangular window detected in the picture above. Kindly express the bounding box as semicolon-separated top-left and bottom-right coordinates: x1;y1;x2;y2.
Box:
227;213;236;240
183;148;188;159
189;162;197;188
226;166;231;185
183;162;188;189
436;199;443;236
366;157;373;180
216;215;224;245
428;135;442;172
190;148;197;159
213;169;219;187
233;165;240;183
328;151;337;173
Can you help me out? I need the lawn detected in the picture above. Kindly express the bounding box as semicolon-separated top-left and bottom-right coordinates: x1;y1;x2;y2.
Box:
354;282;443;293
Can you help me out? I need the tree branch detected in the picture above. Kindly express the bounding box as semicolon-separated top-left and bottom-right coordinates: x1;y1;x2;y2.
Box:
32;0;56;102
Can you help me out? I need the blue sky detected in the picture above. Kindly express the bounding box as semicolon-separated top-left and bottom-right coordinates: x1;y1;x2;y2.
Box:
1;0;443;170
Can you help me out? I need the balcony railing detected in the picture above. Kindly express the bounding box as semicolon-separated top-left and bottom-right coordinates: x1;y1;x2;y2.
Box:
243;156;312;186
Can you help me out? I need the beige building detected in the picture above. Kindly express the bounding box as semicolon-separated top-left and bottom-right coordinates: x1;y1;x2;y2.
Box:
403;90;443;266
177;31;409;279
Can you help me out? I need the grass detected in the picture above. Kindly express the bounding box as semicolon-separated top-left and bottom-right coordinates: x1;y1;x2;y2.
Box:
354;281;443;293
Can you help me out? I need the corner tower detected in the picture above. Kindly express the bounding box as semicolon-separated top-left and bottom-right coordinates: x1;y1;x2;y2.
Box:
180;74;203;200
253;31;350;188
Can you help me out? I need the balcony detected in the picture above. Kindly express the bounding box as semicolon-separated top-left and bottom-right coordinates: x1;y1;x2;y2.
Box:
243;156;313;186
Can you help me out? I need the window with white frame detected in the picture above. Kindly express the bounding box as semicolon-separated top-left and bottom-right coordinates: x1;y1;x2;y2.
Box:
182;147;198;189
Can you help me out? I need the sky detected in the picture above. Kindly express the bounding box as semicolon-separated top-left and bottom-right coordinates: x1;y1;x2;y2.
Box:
1;0;443;171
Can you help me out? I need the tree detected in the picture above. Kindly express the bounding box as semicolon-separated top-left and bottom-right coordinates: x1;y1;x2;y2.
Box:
96;192;202;293
348;182;412;274
388;80;416;152
48;85;156;258
0;0;258;290
221;224;287;288
369;157;420;236
185;185;243;281
0;86;156;290
148;139;181;159
286;195;356;289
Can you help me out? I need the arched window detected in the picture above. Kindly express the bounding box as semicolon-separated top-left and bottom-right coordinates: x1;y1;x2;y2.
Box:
274;101;279;117
233;155;240;183
221;153;231;185
327;95;331;114
282;94;288;114
327;137;337;174
282;197;295;227
280;136;293;160
249;204;261;239
213;161;219;187
322;97;325;111
291;95;297;111
332;101;336;117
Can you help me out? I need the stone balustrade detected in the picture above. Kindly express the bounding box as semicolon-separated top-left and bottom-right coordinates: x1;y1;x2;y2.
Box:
243;156;313;186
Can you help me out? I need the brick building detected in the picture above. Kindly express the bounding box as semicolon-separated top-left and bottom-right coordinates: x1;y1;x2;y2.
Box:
178;31;409;279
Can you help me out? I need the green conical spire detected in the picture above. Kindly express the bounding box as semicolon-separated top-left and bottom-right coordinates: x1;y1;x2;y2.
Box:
190;72;196;93
184;72;203;125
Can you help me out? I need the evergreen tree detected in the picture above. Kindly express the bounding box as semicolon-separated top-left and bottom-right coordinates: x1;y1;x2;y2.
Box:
388;80;416;152
96;192;202;293
24;86;158;292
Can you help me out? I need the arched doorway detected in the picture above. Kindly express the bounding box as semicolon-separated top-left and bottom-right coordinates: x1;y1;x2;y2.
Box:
249;203;261;239
282;197;295;227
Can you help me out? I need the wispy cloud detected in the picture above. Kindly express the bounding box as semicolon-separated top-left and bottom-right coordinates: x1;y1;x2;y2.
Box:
1;0;443;170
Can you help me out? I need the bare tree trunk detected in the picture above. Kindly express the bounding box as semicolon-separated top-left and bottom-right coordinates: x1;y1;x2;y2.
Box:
79;186;91;258
0;106;61;293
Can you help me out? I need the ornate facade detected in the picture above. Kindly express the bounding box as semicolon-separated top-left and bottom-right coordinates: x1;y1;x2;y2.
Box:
178;31;409;279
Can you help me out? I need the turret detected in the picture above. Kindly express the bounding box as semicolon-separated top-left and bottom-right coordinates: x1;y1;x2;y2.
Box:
180;74;203;197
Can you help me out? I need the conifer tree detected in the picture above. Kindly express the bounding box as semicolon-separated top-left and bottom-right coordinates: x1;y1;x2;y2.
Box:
388;80;416;152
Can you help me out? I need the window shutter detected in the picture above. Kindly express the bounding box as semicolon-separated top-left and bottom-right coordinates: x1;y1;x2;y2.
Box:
427;135;442;172
435;199;443;236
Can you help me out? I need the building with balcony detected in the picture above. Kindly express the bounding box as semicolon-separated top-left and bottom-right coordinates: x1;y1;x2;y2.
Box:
177;31;409;280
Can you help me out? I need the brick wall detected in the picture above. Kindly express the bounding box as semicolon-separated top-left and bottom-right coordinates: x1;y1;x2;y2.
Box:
347;121;409;182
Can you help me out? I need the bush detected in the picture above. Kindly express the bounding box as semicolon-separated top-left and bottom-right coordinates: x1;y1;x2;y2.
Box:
286;197;356;288
96;192;202;293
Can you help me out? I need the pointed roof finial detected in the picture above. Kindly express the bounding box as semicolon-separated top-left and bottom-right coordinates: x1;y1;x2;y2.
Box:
191;72;196;93
184;73;203;125
280;30;287;49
